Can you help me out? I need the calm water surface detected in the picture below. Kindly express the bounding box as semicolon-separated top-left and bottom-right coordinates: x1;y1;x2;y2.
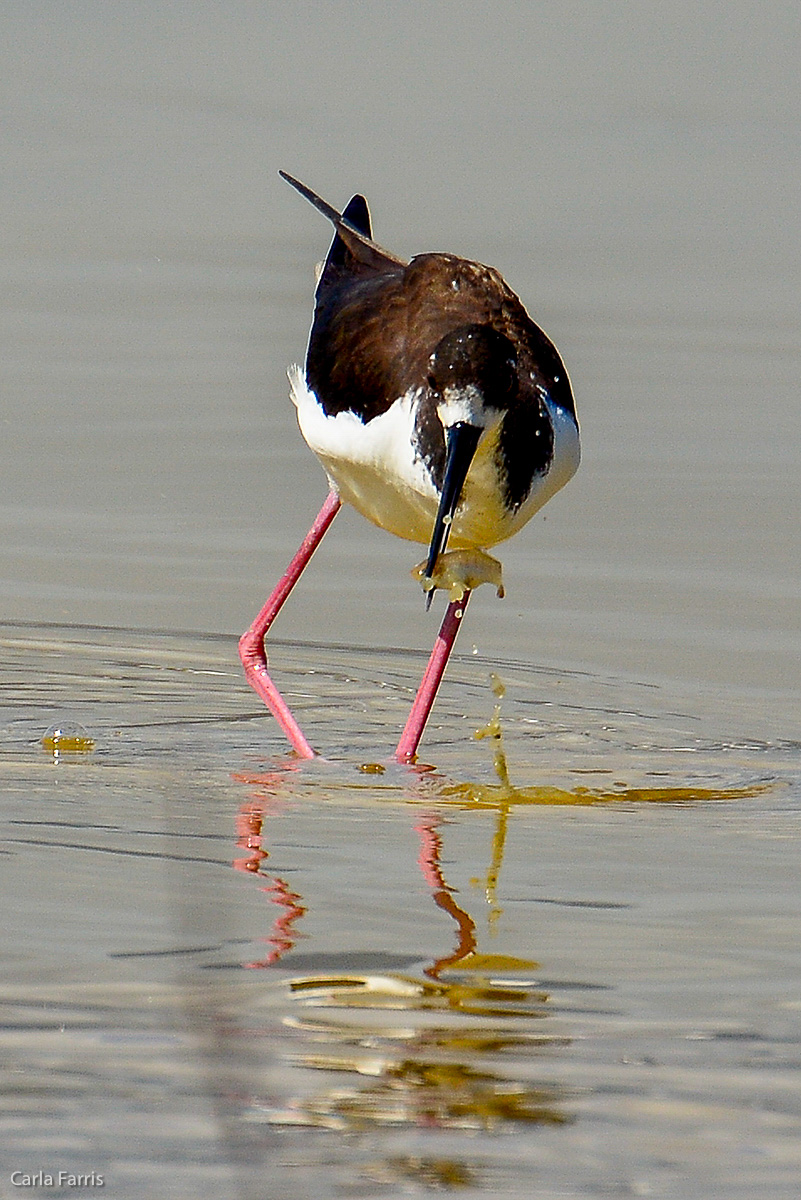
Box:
1;3;800;1197
1;626;800;1198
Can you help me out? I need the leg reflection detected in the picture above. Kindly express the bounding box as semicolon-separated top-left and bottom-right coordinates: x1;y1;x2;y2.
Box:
415;814;477;980
232;779;307;968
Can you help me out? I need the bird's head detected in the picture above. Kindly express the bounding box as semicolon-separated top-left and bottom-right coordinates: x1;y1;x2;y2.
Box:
427;323;517;432
421;324;517;605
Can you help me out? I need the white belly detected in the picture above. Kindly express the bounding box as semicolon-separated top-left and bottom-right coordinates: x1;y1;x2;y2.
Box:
289;365;579;550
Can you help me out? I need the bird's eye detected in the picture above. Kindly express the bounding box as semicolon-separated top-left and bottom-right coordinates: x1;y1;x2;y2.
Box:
427;373;438;392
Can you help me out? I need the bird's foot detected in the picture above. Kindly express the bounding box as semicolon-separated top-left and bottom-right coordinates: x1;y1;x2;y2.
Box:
412;548;505;601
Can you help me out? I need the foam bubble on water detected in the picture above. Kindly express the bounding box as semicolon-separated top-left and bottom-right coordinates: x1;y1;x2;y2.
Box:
41;722;96;758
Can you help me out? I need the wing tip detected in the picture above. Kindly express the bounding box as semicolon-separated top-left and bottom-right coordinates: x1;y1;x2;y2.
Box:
279;169;407;269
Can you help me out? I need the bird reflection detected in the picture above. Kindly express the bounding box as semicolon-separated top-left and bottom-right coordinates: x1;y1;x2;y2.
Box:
231;759;529;983
226;700;768;1146
229;762;569;1138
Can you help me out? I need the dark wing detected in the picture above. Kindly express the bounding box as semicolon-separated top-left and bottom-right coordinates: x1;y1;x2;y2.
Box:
281;172;409;421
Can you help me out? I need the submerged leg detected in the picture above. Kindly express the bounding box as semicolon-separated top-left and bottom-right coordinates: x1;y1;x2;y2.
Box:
395;590;472;762
239;490;341;757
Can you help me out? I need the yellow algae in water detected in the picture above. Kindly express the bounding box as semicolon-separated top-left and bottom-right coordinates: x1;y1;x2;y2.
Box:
443;952;538;973
463;673;770;808
358;762;386;775
437;778;771;808
41;723;95;758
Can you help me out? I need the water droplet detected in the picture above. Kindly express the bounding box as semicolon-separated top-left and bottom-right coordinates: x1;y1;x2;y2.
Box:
489;672;506;700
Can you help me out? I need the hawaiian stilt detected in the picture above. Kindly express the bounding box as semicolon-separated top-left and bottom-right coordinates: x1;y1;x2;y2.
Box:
239;172;580;762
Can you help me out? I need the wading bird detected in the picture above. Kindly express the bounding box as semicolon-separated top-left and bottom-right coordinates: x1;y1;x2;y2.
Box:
239;173;579;761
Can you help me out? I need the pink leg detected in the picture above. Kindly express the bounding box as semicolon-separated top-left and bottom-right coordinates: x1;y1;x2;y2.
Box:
239;490;341;757
395;590;472;762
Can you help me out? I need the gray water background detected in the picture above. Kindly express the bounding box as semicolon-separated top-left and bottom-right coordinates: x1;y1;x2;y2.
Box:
1;4;800;1198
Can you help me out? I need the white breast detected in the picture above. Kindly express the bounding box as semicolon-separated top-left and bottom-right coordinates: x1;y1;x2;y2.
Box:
289;366;580;550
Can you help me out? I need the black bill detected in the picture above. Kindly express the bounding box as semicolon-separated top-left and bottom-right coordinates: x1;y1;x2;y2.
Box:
422;421;482;608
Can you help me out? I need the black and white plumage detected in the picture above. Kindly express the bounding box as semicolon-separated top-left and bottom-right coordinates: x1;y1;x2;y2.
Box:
282;171;579;601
